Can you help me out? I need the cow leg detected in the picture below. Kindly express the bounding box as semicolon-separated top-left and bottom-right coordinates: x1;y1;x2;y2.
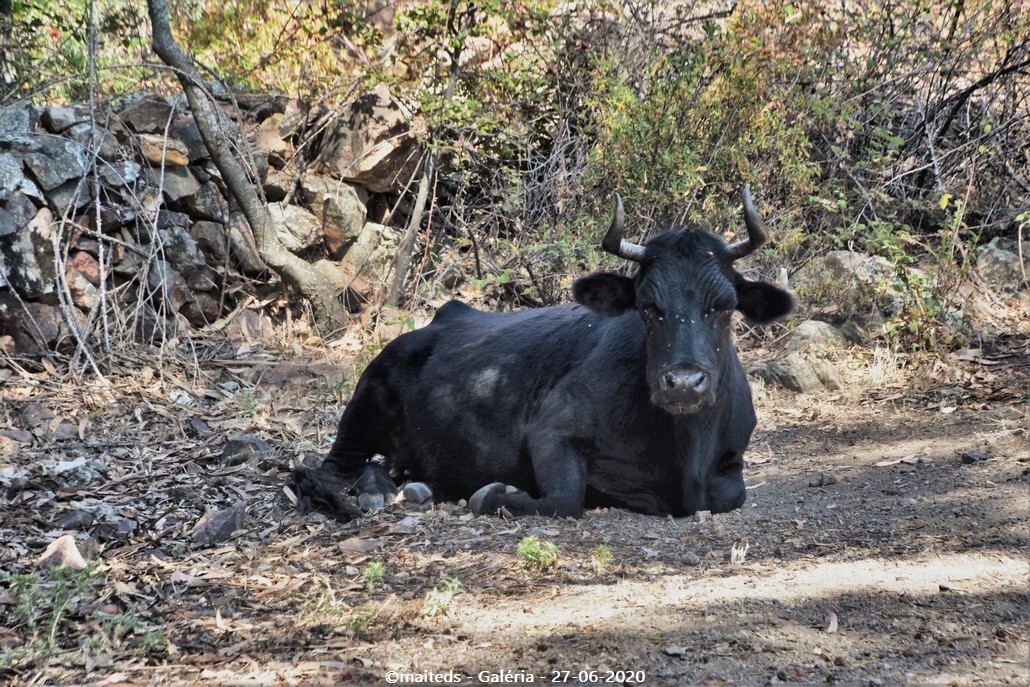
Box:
469;435;586;518
291;374;400;519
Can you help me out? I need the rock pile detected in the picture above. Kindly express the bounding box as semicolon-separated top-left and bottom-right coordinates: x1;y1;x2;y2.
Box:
0;87;421;355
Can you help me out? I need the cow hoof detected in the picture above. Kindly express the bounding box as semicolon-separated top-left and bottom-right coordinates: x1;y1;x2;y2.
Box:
358;492;385;512
401;482;433;504
469;482;509;515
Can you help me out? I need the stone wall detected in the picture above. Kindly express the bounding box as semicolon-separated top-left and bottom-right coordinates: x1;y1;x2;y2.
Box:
0;88;420;355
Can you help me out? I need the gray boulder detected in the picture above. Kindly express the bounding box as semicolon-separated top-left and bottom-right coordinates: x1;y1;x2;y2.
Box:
976;238;1027;298
0;207;57;299
268;202;322;253
298;174;367;258
751;351;843;393
22;135;87;191
0;191;37;237
784;320;849;353
792;250;902;321
341;221;400;282
321;85;422;194
0;152;24;202
117;94;176;134
0;104;38;134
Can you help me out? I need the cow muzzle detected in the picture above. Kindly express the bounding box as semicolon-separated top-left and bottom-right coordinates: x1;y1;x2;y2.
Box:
652;366;714;414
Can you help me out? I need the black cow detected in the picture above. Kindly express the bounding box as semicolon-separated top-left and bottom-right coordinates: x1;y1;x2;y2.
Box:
293;186;793;520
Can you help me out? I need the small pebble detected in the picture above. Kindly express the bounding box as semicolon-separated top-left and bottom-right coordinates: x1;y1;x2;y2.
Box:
683;551;702;566
56;510;95;530
809;473;839;488
401;482;432;504
960;451;986;464
898;497;917;507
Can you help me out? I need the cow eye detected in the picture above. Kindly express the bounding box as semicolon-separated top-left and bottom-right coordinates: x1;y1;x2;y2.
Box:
705;305;733;318
642;304;664;321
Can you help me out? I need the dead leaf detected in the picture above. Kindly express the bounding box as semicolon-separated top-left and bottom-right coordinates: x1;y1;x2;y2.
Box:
338;536;380;554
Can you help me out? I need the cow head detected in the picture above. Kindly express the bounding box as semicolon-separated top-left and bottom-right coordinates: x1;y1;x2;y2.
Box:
573;186;793;415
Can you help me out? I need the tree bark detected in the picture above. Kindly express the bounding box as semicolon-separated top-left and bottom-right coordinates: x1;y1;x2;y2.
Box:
387;153;434;306
146;0;350;332
0;0;13;94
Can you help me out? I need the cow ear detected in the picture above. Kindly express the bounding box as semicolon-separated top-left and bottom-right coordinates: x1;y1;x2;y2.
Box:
573;272;636;316
734;275;794;324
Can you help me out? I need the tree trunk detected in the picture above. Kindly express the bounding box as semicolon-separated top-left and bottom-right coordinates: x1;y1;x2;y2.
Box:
0;0;13;94
145;0;350;332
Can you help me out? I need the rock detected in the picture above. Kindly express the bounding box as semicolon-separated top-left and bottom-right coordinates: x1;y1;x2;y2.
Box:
321;85;422;193
341;221;400;283
683;551;702;566
53;424;79;441
0;152;24;202
139;133;191;166
38;534;89;571
663;645;687;657
401;482;433;504
170;114;208;162
0;104;37;134
792;250;902;322
98;159;141;187
976;238;1028;298
117;94;176;134
147;260;191;312
298;175;367;258
147;164;201;202
0;296;72;353
182;291;221;326
236;93;288;121
784;320;848;353
898;497;917;507
47;179;91;215
22;136;87;191
66;264;100;310
0;206;57;299
44;456;109;487
751;351;843;393
175;180;227;222
186;264;220;292
190;503;247;546
0;464;29;486
268;201;322;252
158;224;207;276
263;169;293;201
809;472;839;487
69;252;101;286
960;450;987;464
0;191;38;236
155;209;190;230
227;212;267;275
42;105;89;133
65;121;122;160
190;220;228;262
57;510;96;530
221;435;274;466
253;113;293;165
0;428;33;445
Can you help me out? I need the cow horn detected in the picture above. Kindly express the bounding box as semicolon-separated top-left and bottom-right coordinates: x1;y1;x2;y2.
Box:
726;184;770;261
602;193;648;262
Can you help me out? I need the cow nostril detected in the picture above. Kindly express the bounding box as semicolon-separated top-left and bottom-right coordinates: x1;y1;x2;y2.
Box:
663;372;678;390
690;371;709;393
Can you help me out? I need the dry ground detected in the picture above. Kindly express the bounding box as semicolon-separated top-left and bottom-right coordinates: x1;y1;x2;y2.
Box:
1;340;1027;687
